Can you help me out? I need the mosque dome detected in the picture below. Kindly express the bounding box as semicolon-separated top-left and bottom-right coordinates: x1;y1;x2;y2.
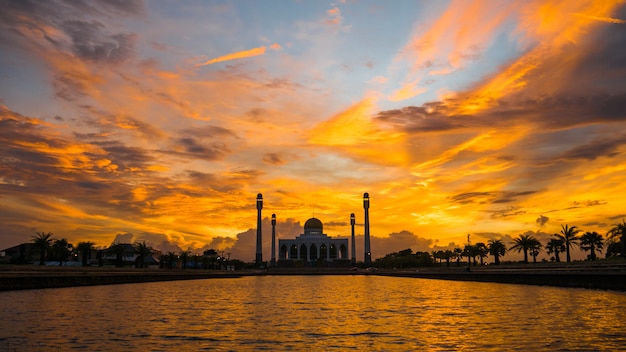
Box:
304;217;323;230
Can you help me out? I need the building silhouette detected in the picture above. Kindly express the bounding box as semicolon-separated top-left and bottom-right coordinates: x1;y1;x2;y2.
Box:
278;217;349;263
257;192;371;266
256;193;263;266
350;213;356;265
271;213;276;267
363;192;372;265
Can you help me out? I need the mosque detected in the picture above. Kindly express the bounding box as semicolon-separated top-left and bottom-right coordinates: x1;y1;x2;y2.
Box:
278;217;348;262
255;193;372;267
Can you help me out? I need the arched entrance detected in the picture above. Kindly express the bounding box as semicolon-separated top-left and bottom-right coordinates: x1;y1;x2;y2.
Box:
309;244;318;260
300;244;307;260
320;244;328;260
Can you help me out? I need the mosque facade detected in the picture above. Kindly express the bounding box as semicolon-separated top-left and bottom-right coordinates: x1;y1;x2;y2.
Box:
278;217;349;262
256;192;371;267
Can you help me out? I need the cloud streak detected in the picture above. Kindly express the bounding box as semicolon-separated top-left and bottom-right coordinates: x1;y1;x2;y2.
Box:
573;13;626;24
196;46;267;67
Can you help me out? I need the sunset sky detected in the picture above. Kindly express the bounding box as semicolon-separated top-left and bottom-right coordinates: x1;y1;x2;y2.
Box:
1;0;626;262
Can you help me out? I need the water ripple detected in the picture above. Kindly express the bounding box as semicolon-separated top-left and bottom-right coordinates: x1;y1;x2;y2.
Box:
1;276;625;350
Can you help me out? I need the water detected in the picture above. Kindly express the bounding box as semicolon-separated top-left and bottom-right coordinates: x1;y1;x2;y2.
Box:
1;275;625;351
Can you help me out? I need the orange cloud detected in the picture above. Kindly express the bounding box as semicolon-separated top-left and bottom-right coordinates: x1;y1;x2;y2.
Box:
390;0;519;107
449;0;626;115
324;6;344;26
327;7;340;17
196;46;267;67
308;98;407;165
388;81;427;102
400;0;516;73
428;68;453;76
450;56;538;115
573;13;626;24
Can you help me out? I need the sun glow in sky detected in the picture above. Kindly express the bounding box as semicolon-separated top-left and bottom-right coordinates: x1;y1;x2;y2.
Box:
1;0;626;261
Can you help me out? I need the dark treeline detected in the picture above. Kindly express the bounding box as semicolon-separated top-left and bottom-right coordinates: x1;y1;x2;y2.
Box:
376;220;626;269
4;220;626;270
4;232;243;270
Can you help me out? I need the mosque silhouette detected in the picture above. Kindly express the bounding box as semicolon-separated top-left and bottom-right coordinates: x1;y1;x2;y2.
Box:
255;193;372;267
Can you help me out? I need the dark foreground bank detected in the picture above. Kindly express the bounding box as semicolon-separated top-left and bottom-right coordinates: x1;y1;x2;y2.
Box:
2;264;626;291
380;270;626;291
0;268;241;291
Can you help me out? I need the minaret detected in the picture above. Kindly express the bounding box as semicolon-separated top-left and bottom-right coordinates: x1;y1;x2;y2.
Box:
350;213;356;265
363;192;372;265
256;193;263;266
271;213;276;267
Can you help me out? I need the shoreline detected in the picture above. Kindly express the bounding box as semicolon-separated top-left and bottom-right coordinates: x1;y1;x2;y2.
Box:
1;264;626;292
379;271;626;291
0;268;242;291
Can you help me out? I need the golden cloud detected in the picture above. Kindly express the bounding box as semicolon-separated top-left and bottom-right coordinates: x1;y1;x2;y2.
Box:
308;98;408;165
196;46;267;67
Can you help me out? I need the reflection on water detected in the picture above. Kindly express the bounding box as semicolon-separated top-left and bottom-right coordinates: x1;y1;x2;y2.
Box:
1;275;626;351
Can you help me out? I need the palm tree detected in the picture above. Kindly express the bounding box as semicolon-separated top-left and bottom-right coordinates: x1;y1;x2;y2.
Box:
487;239;507;265
133;241;153;268
453;248;463;266
107;242;128;267
431;250;442;265
579;231;604;260
166;251;177;269
606;219;626;257
510;233;537;264
179;250;191;269
463;245;474;266
529;238;542;263
557;224;580;263
32;232;54;265
545;238;565;262
76;241;95;266
52;239;72;266
475;242;488;266
442;249;454;267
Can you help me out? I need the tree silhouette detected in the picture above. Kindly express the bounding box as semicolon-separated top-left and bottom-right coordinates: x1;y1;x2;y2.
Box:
76;241;95;266
179;250;191;269
546;237;565;262
442;249;454;267
52;239;72;266
32;232;53;265
166;251;177;269
453;248;463;266
606;219;626;257
432;250;443;265
475;242;488;266
374;248;434;269
462;245;474;266
528;237;542;263
107;242;128;267
133;241;153;268
580;231;603;260
510;233;537;264
557;224;580;263
487;239;507;265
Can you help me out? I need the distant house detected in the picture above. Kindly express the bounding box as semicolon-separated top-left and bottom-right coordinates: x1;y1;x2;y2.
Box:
100;243;160;267
0;243;40;264
81;248;101;266
0;242;95;266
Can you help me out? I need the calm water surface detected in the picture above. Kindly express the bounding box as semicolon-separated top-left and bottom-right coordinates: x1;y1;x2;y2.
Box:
1;275;625;351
